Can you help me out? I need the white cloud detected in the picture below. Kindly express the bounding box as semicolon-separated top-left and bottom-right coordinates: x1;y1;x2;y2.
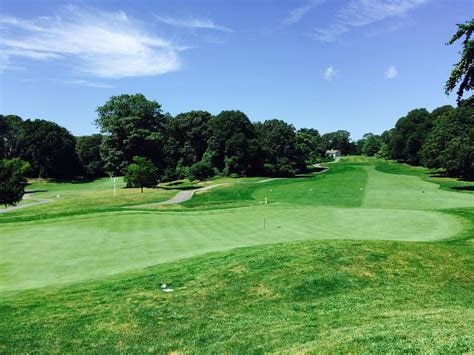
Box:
311;0;429;42
385;65;398;79
56;79;115;88
283;0;326;25
157;16;232;32
0;5;181;78
324;66;337;81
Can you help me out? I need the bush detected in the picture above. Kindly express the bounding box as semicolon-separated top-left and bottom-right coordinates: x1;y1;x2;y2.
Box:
188;162;214;181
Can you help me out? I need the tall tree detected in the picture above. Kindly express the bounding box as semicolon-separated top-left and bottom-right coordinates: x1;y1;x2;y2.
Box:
321;130;353;155
163;110;211;169
124;156;158;192
207;111;258;176
421;105;474;179
0;115;23;159
358;133;383;157
256;119;304;176
19;119;78;178
0;158;30;207
296;128;323;164
445;19;474;102
76;134;105;177
390;109;432;165
96;94;164;176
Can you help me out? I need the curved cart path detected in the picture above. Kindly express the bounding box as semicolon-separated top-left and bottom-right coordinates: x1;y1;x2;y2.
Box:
0;193;52;214
133;183;228;207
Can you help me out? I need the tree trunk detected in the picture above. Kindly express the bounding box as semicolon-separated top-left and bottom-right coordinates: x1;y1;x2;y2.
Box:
141;187;143;193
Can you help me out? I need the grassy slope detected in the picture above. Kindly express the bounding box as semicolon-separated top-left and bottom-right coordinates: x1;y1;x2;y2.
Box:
0;240;472;353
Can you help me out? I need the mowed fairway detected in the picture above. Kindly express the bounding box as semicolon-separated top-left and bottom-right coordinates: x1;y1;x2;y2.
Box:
0;157;472;291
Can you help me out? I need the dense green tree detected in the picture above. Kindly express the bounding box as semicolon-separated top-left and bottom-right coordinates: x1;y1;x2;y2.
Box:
0;115;23;159
255;119;304;176
358;133;383;156
19;119;78;178
321;130;353;155
296;128;323;164
0;158;30;207
421;105;474;179
445;19;474;102
188;161;214;181
377;129;394;159
76;134;105;177
96;94;165;176
390;109;432;165
163;111;211;170
124;156;158;192
207;111;258;176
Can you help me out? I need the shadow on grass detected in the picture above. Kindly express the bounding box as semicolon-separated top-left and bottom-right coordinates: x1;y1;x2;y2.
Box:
161;186;201;191
450;186;474;191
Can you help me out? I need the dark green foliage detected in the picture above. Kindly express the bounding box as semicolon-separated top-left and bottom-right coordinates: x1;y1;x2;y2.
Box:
96;94;165;176
421;105;474;179
358;133;383;156
296;128;323;164
124;156;158;192
0;158;29;207
445;19;474;102
19;119;79;178
390;108;431;165
163;111;211;170
321;130;353;155
207;110;258;176
76;134;105;177
255;119;304;176
188;161;214;181
0;115;23;159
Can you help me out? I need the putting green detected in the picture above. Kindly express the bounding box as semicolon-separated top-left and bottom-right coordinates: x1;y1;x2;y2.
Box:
0;157;472;292
0;206;465;291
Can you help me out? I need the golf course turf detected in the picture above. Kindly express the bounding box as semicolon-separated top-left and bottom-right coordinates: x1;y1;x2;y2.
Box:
0;157;473;352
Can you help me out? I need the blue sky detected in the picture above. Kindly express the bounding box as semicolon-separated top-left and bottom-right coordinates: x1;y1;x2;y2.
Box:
0;0;472;139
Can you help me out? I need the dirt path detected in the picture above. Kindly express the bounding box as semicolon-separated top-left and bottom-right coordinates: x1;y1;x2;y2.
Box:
0;193;52;214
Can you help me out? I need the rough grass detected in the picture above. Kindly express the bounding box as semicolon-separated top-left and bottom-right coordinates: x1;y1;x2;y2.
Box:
0;240;472;353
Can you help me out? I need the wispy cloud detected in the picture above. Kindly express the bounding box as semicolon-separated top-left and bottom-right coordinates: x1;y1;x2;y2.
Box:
385;65;398;79
283;0;326;25
311;0;429;42
0;5;181;78
56;79;115;88
324;66;337;81
157;16;232;32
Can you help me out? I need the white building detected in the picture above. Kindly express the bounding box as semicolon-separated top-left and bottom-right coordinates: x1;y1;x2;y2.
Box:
325;149;341;158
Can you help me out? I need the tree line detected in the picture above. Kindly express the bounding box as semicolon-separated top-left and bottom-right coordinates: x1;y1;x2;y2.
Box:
0;98;353;185
354;98;474;180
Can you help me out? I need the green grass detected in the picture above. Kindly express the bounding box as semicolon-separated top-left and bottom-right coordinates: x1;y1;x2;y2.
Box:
0;157;473;352
1;240;472;353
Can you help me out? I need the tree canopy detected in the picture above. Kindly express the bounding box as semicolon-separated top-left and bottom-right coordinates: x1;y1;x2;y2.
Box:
96;94;165;176
445;19;474;102
0;158;29;207
124;156;158;192
20;119;79;178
